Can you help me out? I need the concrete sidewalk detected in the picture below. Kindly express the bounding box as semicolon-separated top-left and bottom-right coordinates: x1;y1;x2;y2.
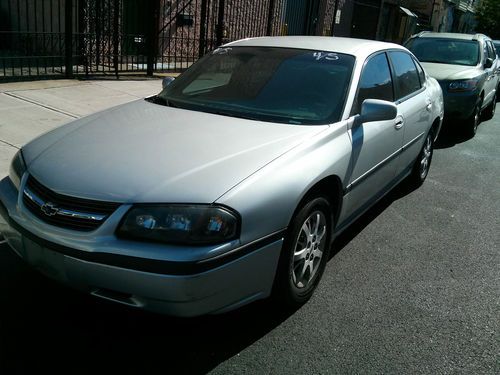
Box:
0;78;162;177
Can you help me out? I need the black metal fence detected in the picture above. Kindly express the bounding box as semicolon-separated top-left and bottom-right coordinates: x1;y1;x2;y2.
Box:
0;0;330;80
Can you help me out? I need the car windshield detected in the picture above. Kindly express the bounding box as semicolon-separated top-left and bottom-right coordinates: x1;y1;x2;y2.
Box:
156;46;355;125
406;38;480;66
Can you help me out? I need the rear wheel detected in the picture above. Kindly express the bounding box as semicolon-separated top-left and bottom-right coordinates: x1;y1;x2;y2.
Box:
408;130;433;187
273;196;332;306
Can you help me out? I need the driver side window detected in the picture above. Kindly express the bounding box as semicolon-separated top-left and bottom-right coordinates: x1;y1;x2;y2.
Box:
352;53;394;115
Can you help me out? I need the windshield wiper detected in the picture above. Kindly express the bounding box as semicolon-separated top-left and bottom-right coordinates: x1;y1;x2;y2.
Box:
145;95;178;108
205;108;262;121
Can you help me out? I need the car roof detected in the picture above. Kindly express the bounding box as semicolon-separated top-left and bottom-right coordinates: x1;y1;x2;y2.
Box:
224;36;405;58
413;32;488;41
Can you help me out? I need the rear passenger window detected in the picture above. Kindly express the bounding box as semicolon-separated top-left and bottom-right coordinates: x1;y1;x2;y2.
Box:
352;53;393;115
413;57;426;86
388;51;421;100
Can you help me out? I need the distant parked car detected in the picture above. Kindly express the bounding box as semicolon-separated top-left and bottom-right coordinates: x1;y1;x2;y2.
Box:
406;32;499;137
0;36;443;317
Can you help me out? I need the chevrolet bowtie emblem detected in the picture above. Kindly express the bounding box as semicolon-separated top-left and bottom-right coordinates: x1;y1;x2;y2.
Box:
41;202;59;216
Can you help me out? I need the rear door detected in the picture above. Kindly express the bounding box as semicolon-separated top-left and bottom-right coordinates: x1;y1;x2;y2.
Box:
387;51;431;177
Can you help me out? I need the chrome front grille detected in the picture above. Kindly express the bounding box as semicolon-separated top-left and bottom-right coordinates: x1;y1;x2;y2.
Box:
22;175;121;231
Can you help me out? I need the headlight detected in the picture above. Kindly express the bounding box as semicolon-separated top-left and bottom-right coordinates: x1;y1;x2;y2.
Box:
9;150;26;190
448;80;478;92
116;205;240;245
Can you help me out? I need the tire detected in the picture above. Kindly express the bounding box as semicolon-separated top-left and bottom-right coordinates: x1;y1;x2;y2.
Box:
273;196;332;307
465;99;482;137
482;94;496;120
408;130;433;187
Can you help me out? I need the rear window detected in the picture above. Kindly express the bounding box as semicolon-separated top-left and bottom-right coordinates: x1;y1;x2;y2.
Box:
406;38;480;66
388;51;421;100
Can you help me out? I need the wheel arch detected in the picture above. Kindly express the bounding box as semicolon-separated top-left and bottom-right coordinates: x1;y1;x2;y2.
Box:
291;175;344;234
431;117;441;141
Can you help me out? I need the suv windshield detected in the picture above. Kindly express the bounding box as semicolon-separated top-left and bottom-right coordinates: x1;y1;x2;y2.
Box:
406;38;480;66
157;46;355;125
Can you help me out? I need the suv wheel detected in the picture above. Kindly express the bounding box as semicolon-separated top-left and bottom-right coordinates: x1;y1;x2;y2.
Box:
482;94;496;120
465;99;482;137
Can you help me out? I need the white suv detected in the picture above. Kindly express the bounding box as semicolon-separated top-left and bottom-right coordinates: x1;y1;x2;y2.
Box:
406;32;499;137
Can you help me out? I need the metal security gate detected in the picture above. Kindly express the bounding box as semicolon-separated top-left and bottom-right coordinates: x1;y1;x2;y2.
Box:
0;0;78;77
0;0;327;81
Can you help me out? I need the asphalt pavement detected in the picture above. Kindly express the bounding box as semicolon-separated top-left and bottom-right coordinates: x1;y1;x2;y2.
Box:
0;79;499;374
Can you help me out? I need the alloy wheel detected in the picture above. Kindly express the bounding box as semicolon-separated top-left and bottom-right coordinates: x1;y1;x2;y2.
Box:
419;134;433;180
292;210;327;289
472;102;481;134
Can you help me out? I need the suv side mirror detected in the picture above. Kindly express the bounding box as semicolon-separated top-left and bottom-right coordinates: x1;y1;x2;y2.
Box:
162;76;175;88
484;58;493;69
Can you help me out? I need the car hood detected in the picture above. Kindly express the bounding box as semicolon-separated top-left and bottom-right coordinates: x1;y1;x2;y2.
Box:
421;62;481;81
23;99;327;203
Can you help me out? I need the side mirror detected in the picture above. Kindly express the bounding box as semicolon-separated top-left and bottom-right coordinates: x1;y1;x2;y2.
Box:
484;58;493;69
351;99;397;128
162;76;175;89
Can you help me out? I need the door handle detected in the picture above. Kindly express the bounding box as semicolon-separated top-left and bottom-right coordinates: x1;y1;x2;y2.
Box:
395;116;404;130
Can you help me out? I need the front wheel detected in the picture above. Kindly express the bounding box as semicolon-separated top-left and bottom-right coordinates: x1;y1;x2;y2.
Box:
407;130;433;187
482;94;496;121
465;99;482;137
273;196;332;306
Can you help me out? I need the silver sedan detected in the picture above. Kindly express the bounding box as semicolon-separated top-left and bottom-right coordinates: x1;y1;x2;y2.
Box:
0;36;443;317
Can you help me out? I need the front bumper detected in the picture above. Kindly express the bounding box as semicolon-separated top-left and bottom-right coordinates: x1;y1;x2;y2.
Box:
0;176;283;317
442;89;479;122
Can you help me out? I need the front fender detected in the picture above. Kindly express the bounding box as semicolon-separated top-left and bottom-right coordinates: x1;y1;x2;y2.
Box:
217;121;352;245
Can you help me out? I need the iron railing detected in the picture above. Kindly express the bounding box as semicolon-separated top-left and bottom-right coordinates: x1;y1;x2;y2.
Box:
0;0;331;80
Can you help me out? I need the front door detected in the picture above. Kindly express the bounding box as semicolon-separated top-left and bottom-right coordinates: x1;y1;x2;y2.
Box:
340;52;403;225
